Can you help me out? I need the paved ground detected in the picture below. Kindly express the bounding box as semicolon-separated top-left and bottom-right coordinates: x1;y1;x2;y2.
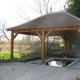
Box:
0;61;80;80
68;61;80;68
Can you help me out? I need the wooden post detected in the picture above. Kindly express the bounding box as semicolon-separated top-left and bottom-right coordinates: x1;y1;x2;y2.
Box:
11;32;18;61
64;37;68;58
41;31;45;64
36;30;51;64
11;31;14;60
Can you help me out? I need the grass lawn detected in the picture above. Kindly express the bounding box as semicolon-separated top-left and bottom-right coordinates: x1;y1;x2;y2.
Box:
0;50;41;60
0;51;21;59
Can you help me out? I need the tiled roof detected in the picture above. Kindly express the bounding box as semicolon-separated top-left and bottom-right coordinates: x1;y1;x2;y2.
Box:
7;11;80;31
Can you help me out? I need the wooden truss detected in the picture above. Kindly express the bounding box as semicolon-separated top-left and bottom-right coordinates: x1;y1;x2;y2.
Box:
10;26;80;64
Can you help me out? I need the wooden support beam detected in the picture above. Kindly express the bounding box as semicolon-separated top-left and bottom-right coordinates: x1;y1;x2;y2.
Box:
41;31;45;64
77;29;80;33
11;31;14;60
11;26;80;33
36;30;51;64
64;38;68;57
36;31;45;64
44;31;51;39
61;36;71;58
36;31;42;39
11;31;18;61
13;33;18;40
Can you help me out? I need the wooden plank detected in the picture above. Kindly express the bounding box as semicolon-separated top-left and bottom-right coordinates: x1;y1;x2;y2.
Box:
12;26;80;33
13;29;43;33
11;26;80;38
51;33;80;36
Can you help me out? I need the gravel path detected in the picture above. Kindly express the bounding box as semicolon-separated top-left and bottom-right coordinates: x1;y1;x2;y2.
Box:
0;62;80;80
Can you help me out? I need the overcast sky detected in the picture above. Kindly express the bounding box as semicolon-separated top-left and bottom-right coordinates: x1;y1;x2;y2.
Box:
0;0;66;28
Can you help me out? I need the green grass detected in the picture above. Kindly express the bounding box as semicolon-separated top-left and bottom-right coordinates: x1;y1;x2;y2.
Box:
20;50;41;58
0;51;21;59
0;50;41;59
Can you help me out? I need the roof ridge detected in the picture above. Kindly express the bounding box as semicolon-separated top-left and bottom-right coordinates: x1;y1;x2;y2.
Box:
64;12;80;21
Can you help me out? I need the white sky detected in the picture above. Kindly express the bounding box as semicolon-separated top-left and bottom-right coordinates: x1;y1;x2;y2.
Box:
0;0;66;40
0;0;66;27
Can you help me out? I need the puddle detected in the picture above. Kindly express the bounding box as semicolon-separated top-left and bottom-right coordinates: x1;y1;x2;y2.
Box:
46;59;74;67
30;58;77;68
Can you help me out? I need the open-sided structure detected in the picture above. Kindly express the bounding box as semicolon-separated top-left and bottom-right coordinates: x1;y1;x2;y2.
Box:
7;11;80;64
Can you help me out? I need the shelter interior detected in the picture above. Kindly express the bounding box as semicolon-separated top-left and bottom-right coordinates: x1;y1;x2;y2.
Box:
7;12;80;64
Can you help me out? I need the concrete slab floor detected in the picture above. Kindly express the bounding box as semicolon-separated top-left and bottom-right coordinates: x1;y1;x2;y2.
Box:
0;62;80;80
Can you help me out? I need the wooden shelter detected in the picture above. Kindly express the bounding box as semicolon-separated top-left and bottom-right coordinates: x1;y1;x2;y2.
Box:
7;11;80;64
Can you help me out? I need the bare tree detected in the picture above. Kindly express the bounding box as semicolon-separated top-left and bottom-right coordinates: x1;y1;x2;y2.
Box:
0;20;9;41
30;0;61;54
13;2;31;22
31;0;60;15
14;0;61;20
13;0;63;55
